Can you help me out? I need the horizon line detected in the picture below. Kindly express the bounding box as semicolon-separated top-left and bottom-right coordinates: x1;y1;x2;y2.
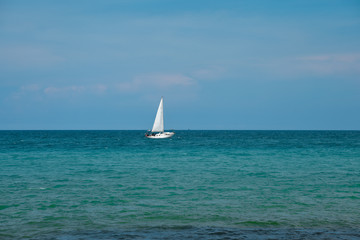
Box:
0;129;359;131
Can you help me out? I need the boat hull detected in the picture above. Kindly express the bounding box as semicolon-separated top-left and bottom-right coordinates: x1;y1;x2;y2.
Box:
145;132;175;139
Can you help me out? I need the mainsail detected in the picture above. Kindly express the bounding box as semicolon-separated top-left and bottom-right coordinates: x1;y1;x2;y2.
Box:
151;97;164;132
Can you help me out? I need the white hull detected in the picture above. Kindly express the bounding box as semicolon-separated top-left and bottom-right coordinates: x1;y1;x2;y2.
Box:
145;132;175;139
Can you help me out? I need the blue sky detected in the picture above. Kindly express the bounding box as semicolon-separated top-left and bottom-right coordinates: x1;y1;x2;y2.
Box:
1;0;360;130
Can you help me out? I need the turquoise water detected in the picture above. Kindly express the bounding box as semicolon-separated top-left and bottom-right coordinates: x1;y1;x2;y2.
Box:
1;130;360;239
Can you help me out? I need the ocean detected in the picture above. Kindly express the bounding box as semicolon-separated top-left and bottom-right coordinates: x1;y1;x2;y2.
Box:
0;130;359;239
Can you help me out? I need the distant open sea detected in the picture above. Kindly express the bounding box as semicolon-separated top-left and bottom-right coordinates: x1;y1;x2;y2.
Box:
1;130;360;239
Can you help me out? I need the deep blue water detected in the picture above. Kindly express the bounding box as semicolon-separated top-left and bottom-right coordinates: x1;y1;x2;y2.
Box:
0;130;360;239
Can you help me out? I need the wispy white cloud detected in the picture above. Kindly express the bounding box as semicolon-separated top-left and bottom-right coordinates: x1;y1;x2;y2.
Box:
12;74;195;100
16;70;222;99
116;73;195;92
43;84;107;96
254;53;360;79
190;66;226;80
44;86;85;95
297;53;360;63
295;53;360;75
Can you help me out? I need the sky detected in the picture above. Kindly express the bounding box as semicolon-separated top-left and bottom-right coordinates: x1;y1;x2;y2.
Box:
0;0;360;130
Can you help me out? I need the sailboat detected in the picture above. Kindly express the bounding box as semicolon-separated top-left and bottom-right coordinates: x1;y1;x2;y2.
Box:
145;97;175;139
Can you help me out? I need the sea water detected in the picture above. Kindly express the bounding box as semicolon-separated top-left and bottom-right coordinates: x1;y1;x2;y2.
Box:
0;130;359;239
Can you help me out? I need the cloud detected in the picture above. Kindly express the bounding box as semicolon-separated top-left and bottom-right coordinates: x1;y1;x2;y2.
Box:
43;84;107;96
295;53;360;75
190;66;226;80
44;86;85;95
254;53;360;79
116;73;195;92
297;53;360;63
11;73;196;101
19;70;218;99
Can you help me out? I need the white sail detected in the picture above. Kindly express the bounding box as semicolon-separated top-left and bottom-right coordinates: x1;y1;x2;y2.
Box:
151;97;164;132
